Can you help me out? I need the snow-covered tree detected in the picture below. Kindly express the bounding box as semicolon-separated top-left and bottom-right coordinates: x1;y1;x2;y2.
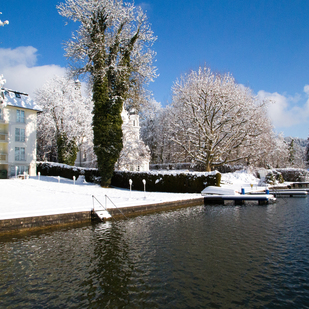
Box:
168;66;273;171
306;138;309;167
115;108;150;171
140;101;181;164
257;133;288;168
0;75;6;105
288;138;296;166
35;76;93;165
258;135;306;169
0;12;9;27
140;99;162;161
58;0;156;186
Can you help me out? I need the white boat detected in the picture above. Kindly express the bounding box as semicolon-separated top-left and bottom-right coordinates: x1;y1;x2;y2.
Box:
201;186;239;196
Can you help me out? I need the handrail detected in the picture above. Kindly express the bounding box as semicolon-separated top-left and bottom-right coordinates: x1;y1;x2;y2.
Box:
92;194;115;221
105;194;129;220
92;194;106;211
92;194;128;220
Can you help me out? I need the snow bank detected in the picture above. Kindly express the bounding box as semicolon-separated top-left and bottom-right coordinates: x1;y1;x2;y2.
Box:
0;176;201;220
221;170;259;186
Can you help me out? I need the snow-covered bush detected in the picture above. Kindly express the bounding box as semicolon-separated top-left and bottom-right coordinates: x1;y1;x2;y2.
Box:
258;169;285;185
276;168;309;182
204;173;221;187
111;171;220;193
37;162;100;182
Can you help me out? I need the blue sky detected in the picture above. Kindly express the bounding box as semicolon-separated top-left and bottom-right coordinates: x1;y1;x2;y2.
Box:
0;0;309;138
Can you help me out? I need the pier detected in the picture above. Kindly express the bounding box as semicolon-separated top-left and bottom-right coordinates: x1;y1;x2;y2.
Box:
203;194;276;205
251;189;308;198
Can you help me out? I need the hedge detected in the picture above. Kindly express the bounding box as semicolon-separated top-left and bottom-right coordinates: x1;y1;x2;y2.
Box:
36;162;100;182
36;162;221;193
111;171;221;193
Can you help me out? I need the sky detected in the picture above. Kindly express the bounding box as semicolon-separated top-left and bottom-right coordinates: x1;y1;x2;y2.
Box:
0;0;309;138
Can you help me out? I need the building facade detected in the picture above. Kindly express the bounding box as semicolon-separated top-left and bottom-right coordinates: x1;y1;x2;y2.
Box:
115;107;150;172
0;88;41;178
75;107;150;172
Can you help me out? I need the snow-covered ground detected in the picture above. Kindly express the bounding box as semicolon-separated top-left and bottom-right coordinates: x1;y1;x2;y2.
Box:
1;171;270;220
1;176;202;220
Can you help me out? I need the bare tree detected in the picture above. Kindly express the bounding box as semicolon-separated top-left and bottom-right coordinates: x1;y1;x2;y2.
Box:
36;76;93;165
169;66;273;171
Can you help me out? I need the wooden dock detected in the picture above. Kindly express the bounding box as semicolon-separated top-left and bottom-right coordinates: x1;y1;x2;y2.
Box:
203;194;276;205
251;190;308;198
290;182;309;189
269;190;307;197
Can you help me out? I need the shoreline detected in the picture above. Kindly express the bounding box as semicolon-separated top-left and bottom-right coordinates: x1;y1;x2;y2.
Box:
1;173;303;235
0;197;205;235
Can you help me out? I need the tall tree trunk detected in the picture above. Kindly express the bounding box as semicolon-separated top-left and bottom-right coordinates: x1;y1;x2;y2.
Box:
92;75;123;187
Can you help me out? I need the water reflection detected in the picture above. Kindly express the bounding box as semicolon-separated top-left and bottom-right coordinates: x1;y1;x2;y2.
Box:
1;199;309;308
79;222;133;308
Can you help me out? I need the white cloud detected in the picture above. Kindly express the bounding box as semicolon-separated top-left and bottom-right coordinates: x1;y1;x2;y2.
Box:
0;46;66;97
257;89;309;129
0;46;38;68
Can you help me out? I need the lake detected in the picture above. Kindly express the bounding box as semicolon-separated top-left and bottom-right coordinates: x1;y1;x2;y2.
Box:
1;198;309;308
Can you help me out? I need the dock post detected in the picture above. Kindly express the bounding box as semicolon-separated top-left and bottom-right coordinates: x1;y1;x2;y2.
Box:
258;200;268;205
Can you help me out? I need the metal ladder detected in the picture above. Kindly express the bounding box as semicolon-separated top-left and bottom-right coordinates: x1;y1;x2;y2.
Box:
92;195;128;221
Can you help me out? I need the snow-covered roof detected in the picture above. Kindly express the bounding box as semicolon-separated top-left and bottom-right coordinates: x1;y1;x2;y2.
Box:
1;88;42;112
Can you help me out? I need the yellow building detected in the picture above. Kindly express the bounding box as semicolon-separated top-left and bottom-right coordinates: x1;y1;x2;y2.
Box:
0;88;41;178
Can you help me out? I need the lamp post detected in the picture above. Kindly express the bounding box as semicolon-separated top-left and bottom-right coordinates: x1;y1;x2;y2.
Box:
129;179;132;198
142;179;146;199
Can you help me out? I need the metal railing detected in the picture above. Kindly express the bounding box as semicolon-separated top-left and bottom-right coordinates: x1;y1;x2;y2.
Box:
92;194;128;220
0;152;7;162
0;133;8;142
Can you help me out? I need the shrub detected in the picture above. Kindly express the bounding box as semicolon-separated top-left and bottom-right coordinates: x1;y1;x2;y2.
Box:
37;162;100;182
276;168;309;182
111;171;221;193
263;170;284;185
0;169;7;179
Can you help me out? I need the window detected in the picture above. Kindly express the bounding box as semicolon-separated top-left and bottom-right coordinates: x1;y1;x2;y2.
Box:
17;110;25;123
15;147;26;161
15;128;25;142
10;165;29;177
19;165;29;174
15;93;21;98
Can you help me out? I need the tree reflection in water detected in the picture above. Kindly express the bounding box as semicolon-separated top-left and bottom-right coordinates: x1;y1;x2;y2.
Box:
79;221;133;308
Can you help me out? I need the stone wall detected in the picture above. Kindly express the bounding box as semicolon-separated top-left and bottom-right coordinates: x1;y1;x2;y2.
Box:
0;211;92;234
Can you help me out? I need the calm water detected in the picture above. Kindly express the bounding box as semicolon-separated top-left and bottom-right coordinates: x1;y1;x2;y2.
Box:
1;198;309;308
